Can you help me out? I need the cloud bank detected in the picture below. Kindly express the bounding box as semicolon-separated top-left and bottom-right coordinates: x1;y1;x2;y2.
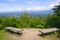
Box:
0;0;60;12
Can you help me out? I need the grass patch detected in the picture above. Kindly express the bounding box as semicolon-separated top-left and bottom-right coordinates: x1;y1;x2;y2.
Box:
0;30;6;40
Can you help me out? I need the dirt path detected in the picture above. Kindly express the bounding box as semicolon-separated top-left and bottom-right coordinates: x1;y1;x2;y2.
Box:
6;29;59;40
18;29;43;40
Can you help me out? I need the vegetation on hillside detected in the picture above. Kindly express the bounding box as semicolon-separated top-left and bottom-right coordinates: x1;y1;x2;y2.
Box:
0;12;47;30
0;3;60;30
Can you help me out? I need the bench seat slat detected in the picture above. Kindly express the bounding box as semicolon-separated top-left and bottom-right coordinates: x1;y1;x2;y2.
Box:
39;28;59;34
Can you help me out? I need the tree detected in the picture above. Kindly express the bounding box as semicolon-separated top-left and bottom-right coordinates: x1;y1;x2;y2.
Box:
45;13;52;28
52;3;60;28
52;3;60;36
46;3;60;28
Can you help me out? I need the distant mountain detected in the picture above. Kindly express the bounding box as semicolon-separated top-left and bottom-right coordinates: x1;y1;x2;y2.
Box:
0;10;54;17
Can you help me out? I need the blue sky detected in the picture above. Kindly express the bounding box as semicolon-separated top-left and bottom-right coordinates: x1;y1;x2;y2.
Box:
0;0;60;12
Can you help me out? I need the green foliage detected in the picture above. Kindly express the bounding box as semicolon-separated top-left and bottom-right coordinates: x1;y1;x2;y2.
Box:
36;25;44;28
45;3;60;28
45;14;53;28
0;12;46;29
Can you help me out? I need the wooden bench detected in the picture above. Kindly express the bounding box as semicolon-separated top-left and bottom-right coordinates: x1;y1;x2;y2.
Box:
39;28;59;35
5;27;22;35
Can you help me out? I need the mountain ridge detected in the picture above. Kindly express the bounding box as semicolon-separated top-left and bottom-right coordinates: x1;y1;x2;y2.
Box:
0;10;54;17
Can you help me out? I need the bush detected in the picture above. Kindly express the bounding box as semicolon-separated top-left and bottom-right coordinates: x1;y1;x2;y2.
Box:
0;13;46;29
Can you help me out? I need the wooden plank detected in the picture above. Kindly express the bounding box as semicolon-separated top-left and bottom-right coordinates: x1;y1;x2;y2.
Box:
39;28;59;34
5;27;22;34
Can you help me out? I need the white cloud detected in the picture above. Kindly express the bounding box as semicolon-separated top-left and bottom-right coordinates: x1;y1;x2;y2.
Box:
24;6;40;11
49;4;55;8
49;0;60;9
33;6;49;10
49;2;60;9
34;6;40;10
17;8;26;11
25;8;32;10
0;6;49;12
7;8;23;11
24;6;49;11
0;6;52;12
57;0;60;2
